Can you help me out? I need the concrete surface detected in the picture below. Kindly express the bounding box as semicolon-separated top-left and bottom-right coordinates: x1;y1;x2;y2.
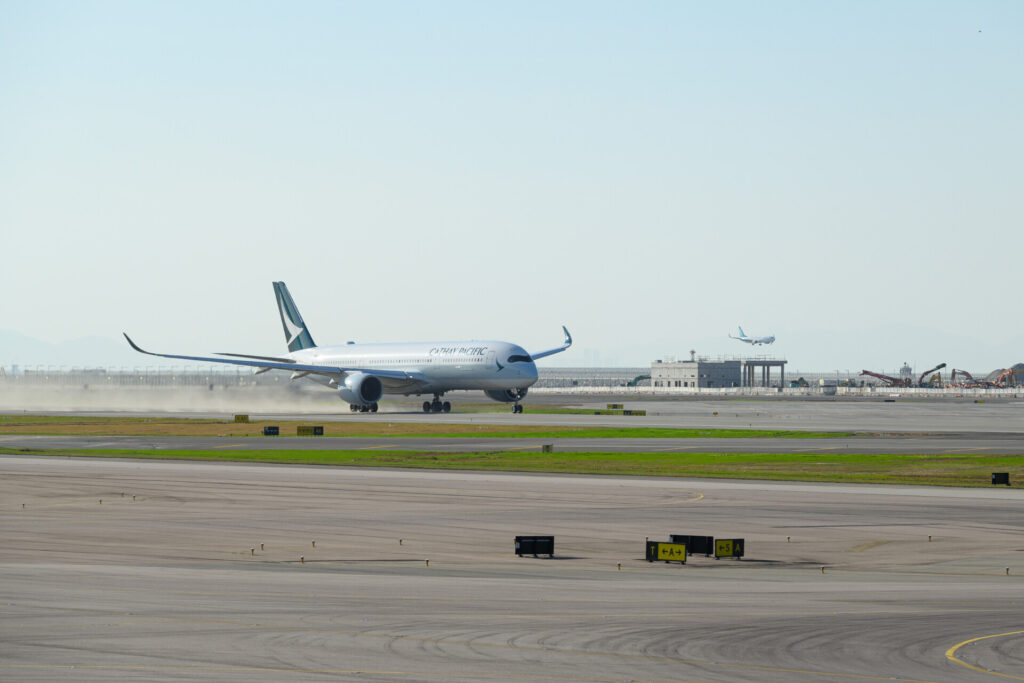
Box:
3;455;1024;682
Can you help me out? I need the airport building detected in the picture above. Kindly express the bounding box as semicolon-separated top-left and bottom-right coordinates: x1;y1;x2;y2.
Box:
651;357;787;388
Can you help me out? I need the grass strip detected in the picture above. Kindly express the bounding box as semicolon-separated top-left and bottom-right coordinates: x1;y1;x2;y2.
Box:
0;415;850;439
3;447;1020;487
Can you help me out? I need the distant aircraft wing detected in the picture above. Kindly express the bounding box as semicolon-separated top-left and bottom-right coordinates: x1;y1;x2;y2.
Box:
123;334;423;381
529;326;573;361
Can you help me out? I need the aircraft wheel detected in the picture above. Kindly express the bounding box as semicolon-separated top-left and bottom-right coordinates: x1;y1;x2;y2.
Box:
442;401;451;413
361;405;370;412
370;403;378;413
349;404;358;412
422;401;431;413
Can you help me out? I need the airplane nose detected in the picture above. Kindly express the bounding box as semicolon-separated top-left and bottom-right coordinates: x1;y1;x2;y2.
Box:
525;362;539;382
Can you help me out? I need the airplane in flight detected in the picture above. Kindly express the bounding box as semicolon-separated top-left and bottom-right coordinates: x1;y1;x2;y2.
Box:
125;281;572;414
729;326;775;346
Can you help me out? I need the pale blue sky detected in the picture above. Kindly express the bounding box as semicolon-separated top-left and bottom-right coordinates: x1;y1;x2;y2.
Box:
1;1;1021;369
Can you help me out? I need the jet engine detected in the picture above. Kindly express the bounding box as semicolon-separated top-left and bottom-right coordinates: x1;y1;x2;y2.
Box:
337;372;383;405
484;388;528;403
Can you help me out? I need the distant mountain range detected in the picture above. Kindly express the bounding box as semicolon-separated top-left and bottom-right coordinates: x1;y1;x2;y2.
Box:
0;330;177;370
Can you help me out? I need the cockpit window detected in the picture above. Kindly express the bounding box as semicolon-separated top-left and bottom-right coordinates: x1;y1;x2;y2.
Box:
507;354;532;363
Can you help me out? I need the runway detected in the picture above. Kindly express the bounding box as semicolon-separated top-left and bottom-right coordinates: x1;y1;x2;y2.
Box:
3;455;1023;682
22;394;1024;433
5;432;1024;454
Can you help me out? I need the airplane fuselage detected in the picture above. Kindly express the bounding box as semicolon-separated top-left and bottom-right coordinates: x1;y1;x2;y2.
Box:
292;340;538;394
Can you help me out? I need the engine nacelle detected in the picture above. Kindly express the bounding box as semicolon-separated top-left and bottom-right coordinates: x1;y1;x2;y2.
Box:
484;388;528;403
337;372;383;405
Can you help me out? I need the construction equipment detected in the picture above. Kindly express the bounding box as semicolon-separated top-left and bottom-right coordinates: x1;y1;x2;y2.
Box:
949;369;991;388
860;370;911;387
992;368;1014;387
950;369;972;385
918;363;946;387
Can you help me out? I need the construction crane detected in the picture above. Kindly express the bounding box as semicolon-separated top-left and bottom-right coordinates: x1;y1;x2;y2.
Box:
918;363;946;387
859;370;911;387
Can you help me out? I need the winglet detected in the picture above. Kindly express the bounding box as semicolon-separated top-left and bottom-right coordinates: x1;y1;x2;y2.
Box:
123;333;153;356
529;326;573;361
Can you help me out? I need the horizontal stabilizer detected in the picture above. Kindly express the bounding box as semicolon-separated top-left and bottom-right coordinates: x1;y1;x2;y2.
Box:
216;352;297;363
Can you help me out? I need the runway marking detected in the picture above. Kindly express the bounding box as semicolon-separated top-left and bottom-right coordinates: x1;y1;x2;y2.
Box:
359;444;399;450
945;630;1024;680
9;604;940;682
212;444;244;449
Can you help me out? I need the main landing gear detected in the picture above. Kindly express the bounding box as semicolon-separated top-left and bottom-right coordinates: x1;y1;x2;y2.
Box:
349;403;379;413
512;403;523;414
422;395;452;413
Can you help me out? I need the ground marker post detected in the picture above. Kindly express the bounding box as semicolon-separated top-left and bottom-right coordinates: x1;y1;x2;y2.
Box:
250;548;254;556
300;556;304;564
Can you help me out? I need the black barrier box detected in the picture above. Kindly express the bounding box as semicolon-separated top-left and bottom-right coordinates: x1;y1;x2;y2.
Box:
715;538;745;559
515;535;554;557
992;472;1010;486
646;540;686;564
670;535;714;556
263;426;279;436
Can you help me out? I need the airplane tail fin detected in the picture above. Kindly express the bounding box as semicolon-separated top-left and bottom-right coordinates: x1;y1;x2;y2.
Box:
738;326;747;338
273;281;316;352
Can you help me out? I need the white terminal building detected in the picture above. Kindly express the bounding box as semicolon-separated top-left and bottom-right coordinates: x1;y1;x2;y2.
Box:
651;354;787;388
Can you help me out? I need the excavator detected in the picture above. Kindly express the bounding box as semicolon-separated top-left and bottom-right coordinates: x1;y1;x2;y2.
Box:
991;368;1014;387
950;369;976;387
859;369;912;387
918;363;946;388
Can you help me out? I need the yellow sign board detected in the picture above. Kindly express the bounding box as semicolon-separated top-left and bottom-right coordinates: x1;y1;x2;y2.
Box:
716;539;735;557
657;542;686;562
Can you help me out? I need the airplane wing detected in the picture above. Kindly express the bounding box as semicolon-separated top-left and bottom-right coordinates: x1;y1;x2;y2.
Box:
123;334;423;381
529;326;572;361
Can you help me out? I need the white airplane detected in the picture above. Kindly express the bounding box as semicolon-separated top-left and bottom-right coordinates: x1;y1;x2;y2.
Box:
729;326;775;346
125;281;572;414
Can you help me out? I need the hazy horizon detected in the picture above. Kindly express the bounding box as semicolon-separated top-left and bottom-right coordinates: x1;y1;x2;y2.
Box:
3;2;1021;372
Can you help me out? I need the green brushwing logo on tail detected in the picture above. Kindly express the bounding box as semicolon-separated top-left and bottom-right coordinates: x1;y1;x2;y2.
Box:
273;281;317;352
